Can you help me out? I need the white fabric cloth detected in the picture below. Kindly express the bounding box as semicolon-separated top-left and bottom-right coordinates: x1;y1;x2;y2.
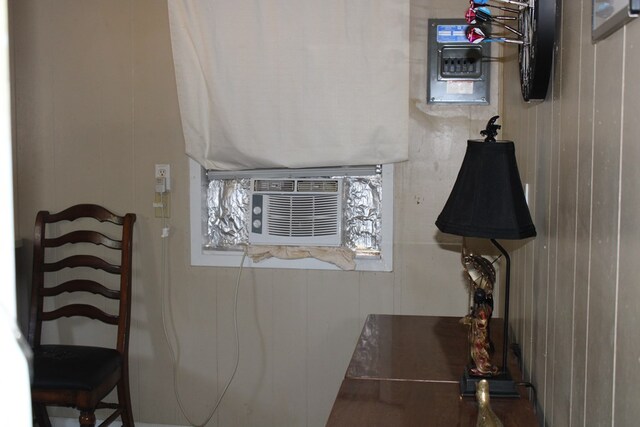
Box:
168;0;410;171
247;245;356;270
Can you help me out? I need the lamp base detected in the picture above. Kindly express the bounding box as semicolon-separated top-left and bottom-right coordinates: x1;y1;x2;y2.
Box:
460;367;520;398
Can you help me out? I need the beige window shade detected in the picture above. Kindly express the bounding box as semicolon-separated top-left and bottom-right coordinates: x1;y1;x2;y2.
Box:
168;0;410;171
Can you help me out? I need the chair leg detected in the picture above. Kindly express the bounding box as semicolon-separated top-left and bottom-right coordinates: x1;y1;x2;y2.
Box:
79;410;96;427
117;374;135;426
33;404;52;427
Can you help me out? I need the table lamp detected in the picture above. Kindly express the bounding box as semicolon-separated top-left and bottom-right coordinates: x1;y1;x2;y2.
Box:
435;116;536;397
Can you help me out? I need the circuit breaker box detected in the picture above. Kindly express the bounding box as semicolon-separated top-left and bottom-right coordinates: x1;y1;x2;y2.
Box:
427;19;490;104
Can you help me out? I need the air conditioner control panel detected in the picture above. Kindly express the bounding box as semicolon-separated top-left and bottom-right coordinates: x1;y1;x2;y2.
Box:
251;195;263;234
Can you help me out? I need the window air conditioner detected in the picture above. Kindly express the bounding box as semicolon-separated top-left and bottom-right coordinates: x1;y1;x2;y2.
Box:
249;178;343;246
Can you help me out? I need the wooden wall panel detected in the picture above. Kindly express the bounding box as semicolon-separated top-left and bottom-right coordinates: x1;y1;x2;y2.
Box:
616;22;640;427
272;270;308;427
585;28;624;426
551;0;580;423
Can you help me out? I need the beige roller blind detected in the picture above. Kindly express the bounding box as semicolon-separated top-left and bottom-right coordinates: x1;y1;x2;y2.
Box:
168;0;409;171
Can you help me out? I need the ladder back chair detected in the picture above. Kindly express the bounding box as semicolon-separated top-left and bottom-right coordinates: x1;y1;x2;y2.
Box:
28;204;136;427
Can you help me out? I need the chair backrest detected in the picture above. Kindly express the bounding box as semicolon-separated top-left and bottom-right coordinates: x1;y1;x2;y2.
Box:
28;204;136;355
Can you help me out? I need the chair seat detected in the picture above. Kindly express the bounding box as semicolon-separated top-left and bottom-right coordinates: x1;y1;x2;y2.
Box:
33;345;122;391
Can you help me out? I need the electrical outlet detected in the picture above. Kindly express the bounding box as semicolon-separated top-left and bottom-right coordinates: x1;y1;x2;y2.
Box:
155;164;171;191
154;163;171;217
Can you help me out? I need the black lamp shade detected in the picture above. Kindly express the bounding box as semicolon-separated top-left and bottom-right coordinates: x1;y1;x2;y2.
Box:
436;140;536;240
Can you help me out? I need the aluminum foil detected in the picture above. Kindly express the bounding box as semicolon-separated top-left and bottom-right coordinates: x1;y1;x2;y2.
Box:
343;176;381;254
205;179;250;249
205;173;383;256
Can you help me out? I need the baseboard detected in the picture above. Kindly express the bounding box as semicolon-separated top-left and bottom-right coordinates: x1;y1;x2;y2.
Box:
51;417;188;427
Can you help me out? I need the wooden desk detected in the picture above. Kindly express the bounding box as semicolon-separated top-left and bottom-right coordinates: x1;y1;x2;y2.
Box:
326;315;538;427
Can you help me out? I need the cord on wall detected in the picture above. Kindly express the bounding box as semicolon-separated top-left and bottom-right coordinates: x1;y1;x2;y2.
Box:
159;209;246;427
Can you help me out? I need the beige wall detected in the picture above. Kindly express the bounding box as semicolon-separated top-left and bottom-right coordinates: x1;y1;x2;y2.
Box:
503;0;640;425
11;0;502;426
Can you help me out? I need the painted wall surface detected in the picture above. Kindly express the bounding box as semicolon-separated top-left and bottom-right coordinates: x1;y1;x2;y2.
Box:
502;0;640;425
11;0;500;425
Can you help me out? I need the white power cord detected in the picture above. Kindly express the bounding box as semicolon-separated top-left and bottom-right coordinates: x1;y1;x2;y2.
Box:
159;191;246;426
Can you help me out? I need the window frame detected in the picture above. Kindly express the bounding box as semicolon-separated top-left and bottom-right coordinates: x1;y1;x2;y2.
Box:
189;158;394;271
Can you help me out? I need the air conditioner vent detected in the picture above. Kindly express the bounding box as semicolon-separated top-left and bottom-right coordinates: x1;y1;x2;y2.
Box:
297;180;339;192
267;195;339;237
253;179;295;192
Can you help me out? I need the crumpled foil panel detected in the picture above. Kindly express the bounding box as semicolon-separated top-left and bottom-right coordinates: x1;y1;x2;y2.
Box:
343;176;382;254
206;179;250;249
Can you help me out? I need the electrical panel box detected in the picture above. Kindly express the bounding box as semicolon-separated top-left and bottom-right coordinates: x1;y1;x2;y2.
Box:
427;19;490;105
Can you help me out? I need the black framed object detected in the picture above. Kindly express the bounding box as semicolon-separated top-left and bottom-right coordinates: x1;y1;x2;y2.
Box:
518;0;557;102
592;0;639;42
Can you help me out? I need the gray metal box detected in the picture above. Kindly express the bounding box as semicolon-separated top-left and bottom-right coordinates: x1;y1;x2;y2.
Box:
427;19;490;105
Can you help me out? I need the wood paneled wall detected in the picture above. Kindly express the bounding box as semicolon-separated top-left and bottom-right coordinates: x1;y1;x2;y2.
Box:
503;1;640;425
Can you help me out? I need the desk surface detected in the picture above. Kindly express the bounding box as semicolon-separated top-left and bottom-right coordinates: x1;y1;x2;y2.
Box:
346;315;483;383
327;315;538;427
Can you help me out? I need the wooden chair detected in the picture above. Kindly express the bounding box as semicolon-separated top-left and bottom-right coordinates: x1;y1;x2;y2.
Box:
28;204;136;427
